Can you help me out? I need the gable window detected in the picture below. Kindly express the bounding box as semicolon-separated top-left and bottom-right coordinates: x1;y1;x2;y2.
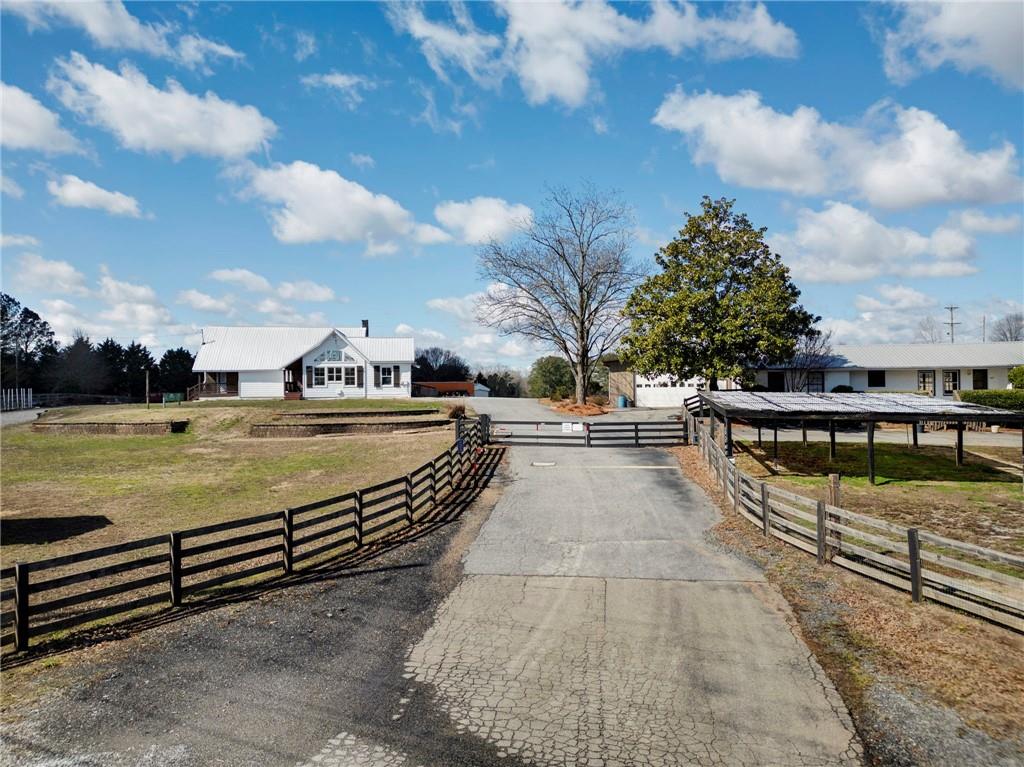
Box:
917;370;935;396
380;366;393;386
867;370;886;388
942;370;959;396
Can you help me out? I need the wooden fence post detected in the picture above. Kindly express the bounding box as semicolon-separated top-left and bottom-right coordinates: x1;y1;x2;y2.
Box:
354;490;364;547
815;500;827;565
585;423;591;448
907;528;923;603
827;474;842;559
14;563;29;652
633;423;640;447
760;483;770;537
282;508;294;574
405;474;413;525
732;464;740;512
169;532;182;607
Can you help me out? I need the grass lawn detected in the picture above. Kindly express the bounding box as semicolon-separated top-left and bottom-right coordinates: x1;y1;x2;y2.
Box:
735;440;1023;556
1;401;454;565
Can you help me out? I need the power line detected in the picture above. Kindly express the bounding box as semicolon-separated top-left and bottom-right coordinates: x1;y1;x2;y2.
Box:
943;305;961;343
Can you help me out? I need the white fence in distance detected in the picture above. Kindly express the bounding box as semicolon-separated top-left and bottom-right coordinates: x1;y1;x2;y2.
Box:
1;388;33;412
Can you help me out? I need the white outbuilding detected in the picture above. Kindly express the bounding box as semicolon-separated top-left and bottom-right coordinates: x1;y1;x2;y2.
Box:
190;322;414;400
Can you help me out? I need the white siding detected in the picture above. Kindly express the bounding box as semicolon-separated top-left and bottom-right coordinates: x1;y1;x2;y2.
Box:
634;374;735;408
239;370;284;399
367;364;412;399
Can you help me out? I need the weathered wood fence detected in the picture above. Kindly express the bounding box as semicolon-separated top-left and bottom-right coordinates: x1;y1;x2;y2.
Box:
685;412;1024;632
1;388;33;412
0;420;484;653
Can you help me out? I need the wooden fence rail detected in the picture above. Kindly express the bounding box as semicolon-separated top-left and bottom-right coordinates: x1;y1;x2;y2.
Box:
1;420;483;653
685;411;1023;633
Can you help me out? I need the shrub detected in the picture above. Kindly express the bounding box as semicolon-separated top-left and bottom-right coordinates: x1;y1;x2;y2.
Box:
831;384;854;393
445;403;466;419
957;389;1024;412
1010;365;1024;389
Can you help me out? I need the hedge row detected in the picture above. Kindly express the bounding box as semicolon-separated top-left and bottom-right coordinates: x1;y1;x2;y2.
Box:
957;389;1024;412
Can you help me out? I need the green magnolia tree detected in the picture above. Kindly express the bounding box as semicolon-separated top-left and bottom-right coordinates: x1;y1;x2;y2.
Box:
1009;366;1024;389
620;197;817;389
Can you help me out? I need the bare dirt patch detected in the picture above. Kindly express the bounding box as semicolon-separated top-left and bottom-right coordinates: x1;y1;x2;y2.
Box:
672;445;1024;765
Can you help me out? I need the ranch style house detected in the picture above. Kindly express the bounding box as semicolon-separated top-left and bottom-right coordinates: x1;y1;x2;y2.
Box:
754;341;1023;396
190;322;414;400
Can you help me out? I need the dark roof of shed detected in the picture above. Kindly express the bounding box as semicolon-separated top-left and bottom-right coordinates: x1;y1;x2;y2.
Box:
698;391;1024;423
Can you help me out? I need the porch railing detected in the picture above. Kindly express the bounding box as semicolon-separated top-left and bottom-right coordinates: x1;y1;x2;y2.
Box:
187;382;239;400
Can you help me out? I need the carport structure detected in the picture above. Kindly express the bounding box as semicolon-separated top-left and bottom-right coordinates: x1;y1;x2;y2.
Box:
697;391;1024;485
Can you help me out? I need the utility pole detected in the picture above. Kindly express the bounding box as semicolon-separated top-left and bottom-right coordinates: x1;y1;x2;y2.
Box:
944;305;961;343
981;315;986;342
145;368;150;409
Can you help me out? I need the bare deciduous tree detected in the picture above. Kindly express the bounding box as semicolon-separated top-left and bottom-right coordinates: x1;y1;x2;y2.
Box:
991;312;1024;342
476;185;644;404
916;316;942;343
784;329;834;393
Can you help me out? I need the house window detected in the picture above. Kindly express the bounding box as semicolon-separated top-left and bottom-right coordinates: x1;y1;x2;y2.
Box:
380;366;393;386
313;368;325;386
867;370;886;388
942;370;959;396
972;369;988;390
344;366;357;386
766;372;786;392
806;372;825;393
326;366;343;384
917;370;935;396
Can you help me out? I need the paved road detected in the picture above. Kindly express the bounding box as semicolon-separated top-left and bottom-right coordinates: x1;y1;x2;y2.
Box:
398;399;861;766
0;408;43;428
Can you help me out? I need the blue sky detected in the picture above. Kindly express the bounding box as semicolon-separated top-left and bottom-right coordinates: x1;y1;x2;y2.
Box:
2;1;1022;369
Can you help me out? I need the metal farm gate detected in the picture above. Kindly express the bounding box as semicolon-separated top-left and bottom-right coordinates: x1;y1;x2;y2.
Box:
485;417;688;448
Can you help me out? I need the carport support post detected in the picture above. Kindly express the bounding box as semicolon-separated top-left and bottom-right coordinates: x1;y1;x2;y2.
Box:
955;422;964;467
282;508;294;574
907;528;923;603
867;422;876;485
868;421;876;481
801;421;807;446
14;563;29;652
772;424;779;467
828;420;836;461
169;532;182;607
757;424;762;449
724;416;733;458
912;422;919;448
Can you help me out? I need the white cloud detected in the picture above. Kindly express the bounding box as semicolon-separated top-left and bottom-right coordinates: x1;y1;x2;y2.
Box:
2;175;25;198
1;82;81;154
12;253;89;296
952;209;1021;234
395;322;446;342
177;289;233;313
48;53;276;160
882;2;1023;89
434;196;532;244
772;202;981;284
40;298;109;343
821;284;939;345
653;88;1021;208
47;174;143;218
413;223;454;245
98;267;158;304
294;30;317;61
253;297;327;326
1;233;39;248
590;116;609;135
349;152;375;169
5;1;244;72
209;268;272;293
301;72;377;109
235;160;441;254
390;1;797;109
277;280;336;302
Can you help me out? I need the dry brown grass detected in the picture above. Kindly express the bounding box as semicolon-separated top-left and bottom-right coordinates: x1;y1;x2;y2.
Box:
2;404;453;565
672;444;1024;744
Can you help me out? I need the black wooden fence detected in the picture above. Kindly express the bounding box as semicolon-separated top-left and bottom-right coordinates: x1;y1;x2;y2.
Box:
1;420;484;653
488;419;688;448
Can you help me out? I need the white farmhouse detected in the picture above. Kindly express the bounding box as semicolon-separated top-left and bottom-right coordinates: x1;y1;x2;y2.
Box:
190;322;414;400
754;341;1023;397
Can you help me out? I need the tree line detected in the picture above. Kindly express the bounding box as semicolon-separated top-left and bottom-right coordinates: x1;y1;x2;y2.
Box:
1;293;195;398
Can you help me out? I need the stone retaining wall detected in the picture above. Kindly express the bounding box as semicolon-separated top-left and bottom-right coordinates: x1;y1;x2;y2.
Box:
274;408;440;419
32;421;189;435
251;419;451;437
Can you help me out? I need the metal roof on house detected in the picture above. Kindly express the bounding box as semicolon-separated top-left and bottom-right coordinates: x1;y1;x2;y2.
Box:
698;391;1024;423
764;341;1023;371
193;326;410;371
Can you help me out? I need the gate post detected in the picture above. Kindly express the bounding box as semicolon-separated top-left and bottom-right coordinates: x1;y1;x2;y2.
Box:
479;414;491;445
14;563;29;652
282;508;294;574
585;423;591;448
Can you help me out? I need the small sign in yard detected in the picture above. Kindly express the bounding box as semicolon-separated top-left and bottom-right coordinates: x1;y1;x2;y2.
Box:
562;422;573;433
